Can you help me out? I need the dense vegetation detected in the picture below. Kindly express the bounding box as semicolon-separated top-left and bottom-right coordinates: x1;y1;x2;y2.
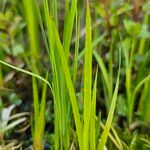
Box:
0;0;150;149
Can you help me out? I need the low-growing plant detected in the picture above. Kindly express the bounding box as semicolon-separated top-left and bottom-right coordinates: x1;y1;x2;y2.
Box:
0;105;29;149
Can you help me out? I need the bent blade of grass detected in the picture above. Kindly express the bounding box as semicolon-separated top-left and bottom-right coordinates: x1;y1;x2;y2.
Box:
90;69;98;150
0;59;50;148
49;15;82;149
83;2;92;150
0;60;52;91
97;50;121;150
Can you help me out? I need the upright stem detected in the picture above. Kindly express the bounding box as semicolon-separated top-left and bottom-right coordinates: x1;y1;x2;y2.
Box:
107;29;117;111
23;0;40;149
126;38;137;124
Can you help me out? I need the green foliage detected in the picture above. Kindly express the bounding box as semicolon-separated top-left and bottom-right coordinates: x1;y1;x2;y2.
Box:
0;11;25;56
124;19;141;37
0;0;150;149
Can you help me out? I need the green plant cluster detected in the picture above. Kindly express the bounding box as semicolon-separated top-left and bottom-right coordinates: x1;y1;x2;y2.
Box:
0;0;150;150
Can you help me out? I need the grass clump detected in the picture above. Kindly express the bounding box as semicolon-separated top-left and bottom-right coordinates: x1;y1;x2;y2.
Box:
0;0;150;149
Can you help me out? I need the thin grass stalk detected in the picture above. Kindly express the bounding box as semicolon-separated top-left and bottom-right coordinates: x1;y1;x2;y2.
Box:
97;49;121;150
93;50;109;91
129;74;150;123
73;12;80;87
0;0;5;80
108;30;117;111
63;0;77;57
90;70;98;150
126;38;137;124
22;0;40;149
50;0;58;27
142;81;150;122
35;77;47;149
22;0;40;123
139;82;149;112
63;0;69;42
100;122;123;150
108;38;113;109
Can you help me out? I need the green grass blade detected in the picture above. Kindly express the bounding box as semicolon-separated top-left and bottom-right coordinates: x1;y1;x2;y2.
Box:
22;0;39;65
90;69;98;150
33;0;50;60
35;75;48;150
110;126;123;150
97;50;121;150
93;50;109;91
63;0;77;56
73;14;80;87
100;122;122;150
63;0;69;42
1;0;8;12
50;0;58;27
22;1;40;143
83;2;92;150
32;77;39;125
78;33;107;61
